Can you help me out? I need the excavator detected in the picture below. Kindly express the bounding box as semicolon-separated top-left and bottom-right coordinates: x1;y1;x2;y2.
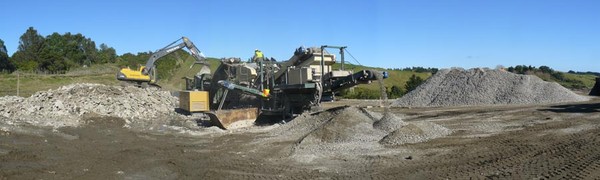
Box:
116;37;210;88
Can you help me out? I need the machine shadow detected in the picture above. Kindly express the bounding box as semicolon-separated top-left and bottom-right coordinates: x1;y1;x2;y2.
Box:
539;102;600;113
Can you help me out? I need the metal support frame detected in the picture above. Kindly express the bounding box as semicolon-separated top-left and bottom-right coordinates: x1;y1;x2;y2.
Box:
318;45;348;106
218;89;229;111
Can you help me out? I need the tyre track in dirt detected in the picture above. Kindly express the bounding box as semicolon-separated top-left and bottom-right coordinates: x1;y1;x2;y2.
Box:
372;117;600;179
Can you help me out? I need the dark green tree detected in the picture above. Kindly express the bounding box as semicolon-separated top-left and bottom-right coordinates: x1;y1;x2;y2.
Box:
12;27;45;71
507;66;515;72
98;43;117;63
405;74;424;92
387;85;404;99
0;39;14;72
539;65;553;73
38;33;72;73
0;39;6;54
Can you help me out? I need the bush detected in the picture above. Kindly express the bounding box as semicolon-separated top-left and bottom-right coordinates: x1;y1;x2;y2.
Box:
405;74;424;92
387;85;404;99
340;87;382;99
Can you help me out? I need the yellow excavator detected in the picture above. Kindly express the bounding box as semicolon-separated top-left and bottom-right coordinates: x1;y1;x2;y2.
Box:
116;37;210;88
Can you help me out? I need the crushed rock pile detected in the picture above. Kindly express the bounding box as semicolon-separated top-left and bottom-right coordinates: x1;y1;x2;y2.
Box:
393;68;589;107
269;106;451;160
0;83;178;128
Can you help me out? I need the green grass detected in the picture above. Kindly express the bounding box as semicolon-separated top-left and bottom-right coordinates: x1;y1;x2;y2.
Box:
333;63;432;92
156;57;221;91
0;72;118;97
562;73;597;89
528;71;596;89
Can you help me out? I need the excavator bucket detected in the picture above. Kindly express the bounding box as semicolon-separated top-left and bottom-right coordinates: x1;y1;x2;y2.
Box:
207;108;259;129
198;65;211;76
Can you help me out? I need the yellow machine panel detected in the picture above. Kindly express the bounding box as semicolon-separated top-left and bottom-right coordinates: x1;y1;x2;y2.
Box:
118;66;151;81
179;91;209;112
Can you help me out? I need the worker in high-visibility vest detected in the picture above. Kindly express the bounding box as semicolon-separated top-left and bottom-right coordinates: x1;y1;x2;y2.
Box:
252;49;264;62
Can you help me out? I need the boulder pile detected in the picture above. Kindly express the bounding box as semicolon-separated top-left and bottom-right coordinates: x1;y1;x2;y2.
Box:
0;83;178;128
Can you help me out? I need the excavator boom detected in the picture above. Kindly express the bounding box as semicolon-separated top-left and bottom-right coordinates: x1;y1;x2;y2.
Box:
116;37;210;87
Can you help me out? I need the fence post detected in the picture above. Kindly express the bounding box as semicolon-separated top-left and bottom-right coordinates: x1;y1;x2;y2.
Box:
17;71;20;97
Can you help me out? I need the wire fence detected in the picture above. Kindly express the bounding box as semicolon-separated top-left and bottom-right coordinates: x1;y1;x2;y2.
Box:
1;67;118;97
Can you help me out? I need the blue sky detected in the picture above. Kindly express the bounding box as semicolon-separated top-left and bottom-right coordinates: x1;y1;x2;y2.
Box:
2;0;599;72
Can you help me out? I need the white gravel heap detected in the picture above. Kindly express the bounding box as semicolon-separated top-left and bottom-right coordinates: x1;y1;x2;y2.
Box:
269;106;451;160
0;83;178;128
393;68;589;107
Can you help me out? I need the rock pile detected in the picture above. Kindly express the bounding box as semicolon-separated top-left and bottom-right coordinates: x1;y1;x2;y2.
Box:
0;83;178;128
269;106;451;159
393;68;589;107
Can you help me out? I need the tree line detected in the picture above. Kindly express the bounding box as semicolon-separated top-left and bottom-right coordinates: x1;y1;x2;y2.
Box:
505;65;590;89
506;65;565;80
387;67;439;74
341;74;425;99
0;27;117;73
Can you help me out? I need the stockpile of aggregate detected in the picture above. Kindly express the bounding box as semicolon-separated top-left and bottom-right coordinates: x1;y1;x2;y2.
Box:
0;83;178;128
269;106;451;160
393;68;589;107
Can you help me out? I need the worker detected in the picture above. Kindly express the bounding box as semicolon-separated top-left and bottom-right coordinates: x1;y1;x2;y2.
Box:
252;49;264;62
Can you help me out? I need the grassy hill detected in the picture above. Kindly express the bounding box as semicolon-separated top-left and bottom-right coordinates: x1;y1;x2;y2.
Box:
155;56;221;91
557;73;597;89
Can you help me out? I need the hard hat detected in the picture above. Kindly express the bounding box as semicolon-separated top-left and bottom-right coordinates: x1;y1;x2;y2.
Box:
255;49;259;51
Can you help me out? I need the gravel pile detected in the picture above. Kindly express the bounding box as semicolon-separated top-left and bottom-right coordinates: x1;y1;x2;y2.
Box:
269;106;451;160
393;68;589;107
0;83;178;128
380;122;452;145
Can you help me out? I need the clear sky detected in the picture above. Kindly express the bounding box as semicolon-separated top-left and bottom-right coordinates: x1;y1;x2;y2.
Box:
2;0;599;72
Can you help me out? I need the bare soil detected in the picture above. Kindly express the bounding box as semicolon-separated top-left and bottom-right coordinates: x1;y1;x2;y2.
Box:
1;98;600;179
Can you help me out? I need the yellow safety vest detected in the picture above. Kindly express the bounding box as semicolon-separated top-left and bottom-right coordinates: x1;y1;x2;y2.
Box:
255;50;263;58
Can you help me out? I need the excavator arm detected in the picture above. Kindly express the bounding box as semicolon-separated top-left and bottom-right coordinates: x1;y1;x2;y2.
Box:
142;37;210;76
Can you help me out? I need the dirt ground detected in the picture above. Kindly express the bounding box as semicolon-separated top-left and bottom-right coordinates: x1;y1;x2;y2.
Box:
1;98;600;179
